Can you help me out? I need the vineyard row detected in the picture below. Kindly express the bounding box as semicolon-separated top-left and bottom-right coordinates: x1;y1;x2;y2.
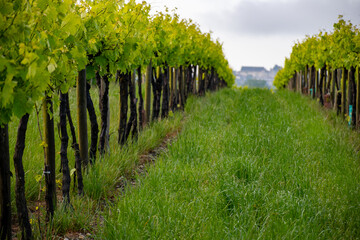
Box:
274;16;360;126
0;0;235;239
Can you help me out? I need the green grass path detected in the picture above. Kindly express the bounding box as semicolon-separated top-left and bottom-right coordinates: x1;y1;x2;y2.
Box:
102;88;360;239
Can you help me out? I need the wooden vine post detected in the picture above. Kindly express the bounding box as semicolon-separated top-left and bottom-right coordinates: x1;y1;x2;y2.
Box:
305;66;308;94
169;67;175;110
43;94;56;219
13;113;32;239
145;60;152;124
174;68;179;109
331;69;336;106
118;72;129;145
299;71;302;93
138;67;145;130
341;68;348;117
65;93;84;195
59;93;71;204
310;66;314;98
77;68;89;166
87;82;99;163
161;66;170;118
348;67;356;126
99;74;110;154
0;124;11;240
125;71;138;140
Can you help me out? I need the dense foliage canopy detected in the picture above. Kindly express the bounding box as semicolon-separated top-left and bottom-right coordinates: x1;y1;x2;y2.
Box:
274;16;359;89
0;0;235;126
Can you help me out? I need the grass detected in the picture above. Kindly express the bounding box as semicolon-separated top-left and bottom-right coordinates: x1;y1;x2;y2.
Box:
8;81;184;238
101;88;360;239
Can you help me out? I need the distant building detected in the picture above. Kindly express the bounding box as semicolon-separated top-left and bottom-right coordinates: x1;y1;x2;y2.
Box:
240;66;267;73
234;65;282;88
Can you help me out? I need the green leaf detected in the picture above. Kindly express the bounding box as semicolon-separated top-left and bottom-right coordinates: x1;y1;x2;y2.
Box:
47;64;56;73
13;90;32;118
27;63;37;79
70;46;87;70
52;93;60;116
37;0;49;11
86;64;96;80
59;83;70;94
13;0;22;11
0;108;12;126
47;35;56;52
61;12;81;36
0;57;7;72
95;56;107;69
1;73;16;107
47;58;57;73
0;1;13;15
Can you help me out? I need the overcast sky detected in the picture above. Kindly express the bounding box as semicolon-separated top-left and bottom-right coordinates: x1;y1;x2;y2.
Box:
139;0;360;71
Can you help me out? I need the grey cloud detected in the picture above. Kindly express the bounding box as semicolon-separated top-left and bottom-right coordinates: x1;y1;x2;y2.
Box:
203;0;360;36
